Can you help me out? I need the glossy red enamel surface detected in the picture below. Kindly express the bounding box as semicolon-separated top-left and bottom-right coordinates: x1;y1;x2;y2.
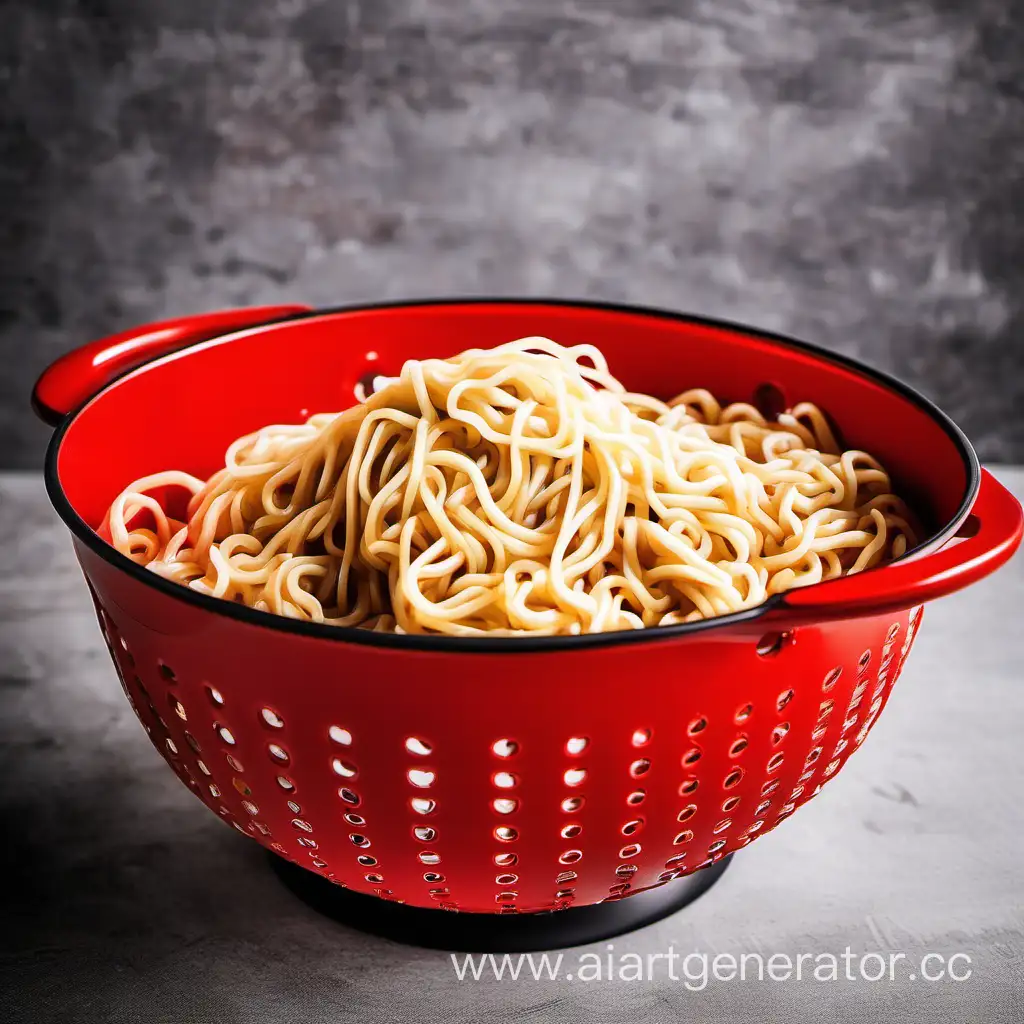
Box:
39;300;1023;914
32;304;309;426
83;540;920;913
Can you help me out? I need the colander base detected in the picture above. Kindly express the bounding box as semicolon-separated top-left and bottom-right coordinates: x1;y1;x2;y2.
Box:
269;854;732;952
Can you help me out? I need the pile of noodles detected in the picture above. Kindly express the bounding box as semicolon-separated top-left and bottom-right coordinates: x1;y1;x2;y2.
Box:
104;337;917;636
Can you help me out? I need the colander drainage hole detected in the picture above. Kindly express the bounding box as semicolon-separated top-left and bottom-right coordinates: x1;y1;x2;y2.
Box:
215;724;236;745
492;738;518;758
688;716;708;736
354;369;392;403
728;736;748;757
752;381;787;420
823;667;842;691
260;708;284;729
756;632;789;657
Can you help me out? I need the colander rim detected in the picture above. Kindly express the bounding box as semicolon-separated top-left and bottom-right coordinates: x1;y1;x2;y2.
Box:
44;296;980;653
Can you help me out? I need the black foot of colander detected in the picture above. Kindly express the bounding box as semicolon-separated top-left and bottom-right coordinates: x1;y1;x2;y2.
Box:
269;853;731;952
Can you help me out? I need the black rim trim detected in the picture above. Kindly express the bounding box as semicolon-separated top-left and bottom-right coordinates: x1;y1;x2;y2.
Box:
43;296;980;654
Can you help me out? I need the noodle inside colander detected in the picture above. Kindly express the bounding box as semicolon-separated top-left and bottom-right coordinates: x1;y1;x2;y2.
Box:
103;337;916;635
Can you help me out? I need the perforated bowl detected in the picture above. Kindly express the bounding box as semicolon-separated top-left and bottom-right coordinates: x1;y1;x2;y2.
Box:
33;299;1022;945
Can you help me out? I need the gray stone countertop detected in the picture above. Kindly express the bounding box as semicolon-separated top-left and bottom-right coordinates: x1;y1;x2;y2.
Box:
1;470;1021;1023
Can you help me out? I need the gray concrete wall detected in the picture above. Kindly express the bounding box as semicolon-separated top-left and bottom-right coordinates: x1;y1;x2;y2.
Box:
3;0;1023;467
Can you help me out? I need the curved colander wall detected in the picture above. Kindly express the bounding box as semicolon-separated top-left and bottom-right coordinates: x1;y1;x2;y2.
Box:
34;300;1022;922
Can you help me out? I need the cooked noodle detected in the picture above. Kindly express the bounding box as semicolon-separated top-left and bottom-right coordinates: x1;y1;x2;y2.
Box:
104;337;917;636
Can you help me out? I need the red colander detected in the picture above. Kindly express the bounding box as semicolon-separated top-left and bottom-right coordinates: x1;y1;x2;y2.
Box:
32;299;1023;949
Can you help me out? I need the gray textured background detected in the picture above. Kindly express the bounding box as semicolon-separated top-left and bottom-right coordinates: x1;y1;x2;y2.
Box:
2;0;1024;468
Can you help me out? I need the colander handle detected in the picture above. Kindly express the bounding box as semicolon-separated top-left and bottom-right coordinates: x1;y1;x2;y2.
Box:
31;305;310;426
774;468;1023;624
